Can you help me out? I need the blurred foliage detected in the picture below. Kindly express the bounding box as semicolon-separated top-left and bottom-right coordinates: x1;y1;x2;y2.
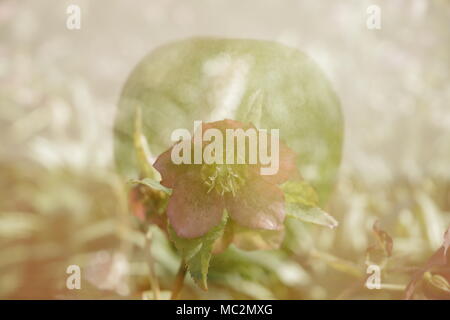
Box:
1;116;449;300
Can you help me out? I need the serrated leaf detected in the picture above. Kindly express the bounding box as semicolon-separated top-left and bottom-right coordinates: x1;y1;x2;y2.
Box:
171;213;228;290
282;180;319;207
286;203;338;229
130;178;172;195
187;242;214;290
168;226;202;261
189;214;229;290
282;180;338;229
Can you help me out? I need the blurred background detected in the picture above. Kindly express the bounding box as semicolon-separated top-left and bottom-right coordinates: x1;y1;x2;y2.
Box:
0;0;449;299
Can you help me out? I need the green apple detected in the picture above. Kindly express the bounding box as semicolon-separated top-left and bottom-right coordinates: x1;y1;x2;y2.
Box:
114;37;343;202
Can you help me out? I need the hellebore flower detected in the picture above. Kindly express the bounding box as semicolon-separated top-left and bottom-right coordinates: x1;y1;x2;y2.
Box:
154;119;299;239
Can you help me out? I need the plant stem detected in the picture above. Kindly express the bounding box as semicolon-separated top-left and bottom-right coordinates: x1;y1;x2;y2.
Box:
171;259;187;300
145;228;160;300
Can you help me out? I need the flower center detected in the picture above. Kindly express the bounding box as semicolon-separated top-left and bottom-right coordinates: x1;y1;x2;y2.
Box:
201;164;246;196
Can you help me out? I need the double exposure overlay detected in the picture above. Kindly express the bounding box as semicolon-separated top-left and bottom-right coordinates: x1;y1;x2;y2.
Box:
0;0;449;300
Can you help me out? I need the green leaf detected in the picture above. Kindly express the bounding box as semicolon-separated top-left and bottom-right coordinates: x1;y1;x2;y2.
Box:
169;213;228;290
168;226;202;261
133;106;160;179
281;180;319;207
310;249;362;278
187;243;214;290
286;203;338;229
231;223;285;251
129;178;172;195
221;274;275;300
282;180;338;229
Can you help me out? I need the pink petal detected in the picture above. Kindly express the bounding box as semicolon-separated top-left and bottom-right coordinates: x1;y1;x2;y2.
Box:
153;146;185;188
201;119;253;133
167;172;225;239
260;140;300;185
226;177;285;230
